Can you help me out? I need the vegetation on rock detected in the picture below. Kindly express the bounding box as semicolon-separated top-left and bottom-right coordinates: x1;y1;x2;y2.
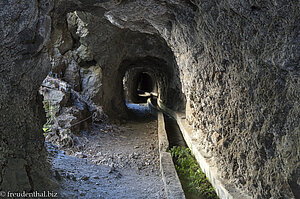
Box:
170;146;219;199
43;100;57;135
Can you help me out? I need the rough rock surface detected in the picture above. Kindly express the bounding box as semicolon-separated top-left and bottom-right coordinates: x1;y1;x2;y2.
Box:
80;65;103;105
155;2;300;198
0;0;54;192
40;77;106;147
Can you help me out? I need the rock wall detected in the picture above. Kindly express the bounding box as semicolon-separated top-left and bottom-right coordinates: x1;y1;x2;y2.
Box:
0;0;54;191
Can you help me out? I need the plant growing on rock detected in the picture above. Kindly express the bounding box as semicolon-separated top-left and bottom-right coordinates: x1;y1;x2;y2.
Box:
43;100;58;135
170;146;219;199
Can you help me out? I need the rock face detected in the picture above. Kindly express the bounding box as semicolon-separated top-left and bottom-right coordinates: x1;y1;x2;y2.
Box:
40;76;106;147
0;0;54;191
0;0;299;198
80;65;103;105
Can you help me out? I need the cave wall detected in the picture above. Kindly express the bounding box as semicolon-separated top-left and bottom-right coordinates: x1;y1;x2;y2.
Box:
0;0;54;191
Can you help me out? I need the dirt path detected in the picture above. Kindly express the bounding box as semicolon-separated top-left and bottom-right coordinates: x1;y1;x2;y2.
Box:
48;104;166;198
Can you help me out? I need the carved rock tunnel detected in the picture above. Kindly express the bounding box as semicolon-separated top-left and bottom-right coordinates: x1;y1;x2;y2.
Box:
123;69;157;104
0;1;300;199
118;57;185;118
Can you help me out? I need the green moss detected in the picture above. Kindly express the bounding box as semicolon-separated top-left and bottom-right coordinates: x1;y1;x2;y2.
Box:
170;146;219;199
42;101;57;135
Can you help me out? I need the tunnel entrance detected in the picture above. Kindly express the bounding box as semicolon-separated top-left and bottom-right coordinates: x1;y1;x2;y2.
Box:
119;57;171;120
123;68;157;105
137;72;154;93
122;69;157;120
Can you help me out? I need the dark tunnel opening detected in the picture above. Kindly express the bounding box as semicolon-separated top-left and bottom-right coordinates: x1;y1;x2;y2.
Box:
122;69;157;119
118;56;186;120
137;72;154;94
119;57;171;120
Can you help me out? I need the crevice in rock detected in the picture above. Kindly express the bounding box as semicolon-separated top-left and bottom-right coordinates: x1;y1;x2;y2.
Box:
25;165;34;192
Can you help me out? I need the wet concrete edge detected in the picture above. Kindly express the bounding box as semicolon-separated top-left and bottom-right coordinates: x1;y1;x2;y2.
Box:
157;112;186;199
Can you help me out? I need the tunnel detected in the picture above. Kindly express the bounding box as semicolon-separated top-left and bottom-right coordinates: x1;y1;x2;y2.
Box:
137;72;154;93
117;56;181;117
0;1;299;199
123;66;158;105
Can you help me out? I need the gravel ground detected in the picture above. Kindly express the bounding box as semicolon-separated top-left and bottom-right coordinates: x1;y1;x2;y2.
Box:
48;104;166;198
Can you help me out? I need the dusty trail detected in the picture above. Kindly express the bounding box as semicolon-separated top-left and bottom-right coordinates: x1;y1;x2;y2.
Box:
48;104;166;198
